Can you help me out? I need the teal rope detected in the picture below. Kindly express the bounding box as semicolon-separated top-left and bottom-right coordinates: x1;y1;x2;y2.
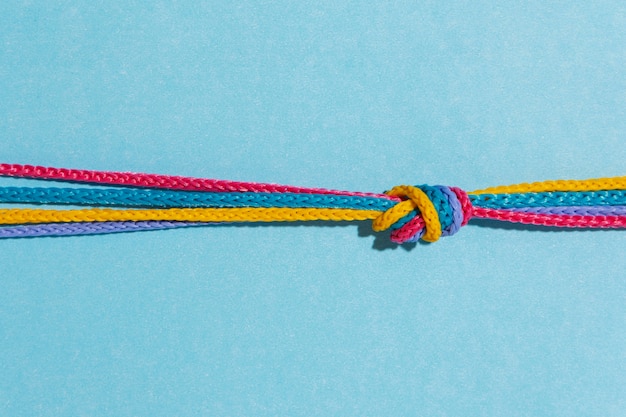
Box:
1;187;624;212
470;190;625;209
0;187;396;210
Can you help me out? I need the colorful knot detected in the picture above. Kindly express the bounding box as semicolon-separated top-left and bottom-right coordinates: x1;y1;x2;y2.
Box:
372;185;473;243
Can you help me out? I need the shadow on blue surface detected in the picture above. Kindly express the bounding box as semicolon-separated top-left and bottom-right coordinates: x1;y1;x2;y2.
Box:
469;218;612;233
0;218;609;251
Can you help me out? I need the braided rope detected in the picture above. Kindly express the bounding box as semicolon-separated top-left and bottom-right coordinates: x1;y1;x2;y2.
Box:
473;208;626;228
0;163;624;243
1;187;623;213
0;163;399;200
0;207;382;225
511;206;626;216
437;186;464;236
0;221;203;238
469;176;626;194
0;187;396;210
470;190;625;209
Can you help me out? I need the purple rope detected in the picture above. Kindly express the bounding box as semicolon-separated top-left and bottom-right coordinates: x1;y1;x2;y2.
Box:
3;206;623;239
437;185;464;237
511;206;626;216
0;221;205;238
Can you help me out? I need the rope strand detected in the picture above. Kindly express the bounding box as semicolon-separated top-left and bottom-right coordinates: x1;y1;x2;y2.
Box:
0;207;381;225
469;176;626;194
0;187;396;210
0;163;399;200
0;221;204;238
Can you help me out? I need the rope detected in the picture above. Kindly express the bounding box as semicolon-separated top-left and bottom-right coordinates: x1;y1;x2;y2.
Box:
0;163;624;243
510;206;626;216
0;163;399;200
469;176;626;194
0;207;381;225
470;190;625;209
0;221;203;238
0;187;396;210
1;187;622;213
473;208;626;228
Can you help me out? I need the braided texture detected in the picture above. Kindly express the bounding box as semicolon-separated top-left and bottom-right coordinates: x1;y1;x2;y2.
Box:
0;163;398;200
0;221;203;238
0;163;624;243
0;187;395;210
511;206;626;215
0;208;381;225
473;208;626;228
469;176;626;194
471;190;625;209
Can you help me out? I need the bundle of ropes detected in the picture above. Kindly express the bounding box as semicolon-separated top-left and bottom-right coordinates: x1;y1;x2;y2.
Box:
0;164;624;242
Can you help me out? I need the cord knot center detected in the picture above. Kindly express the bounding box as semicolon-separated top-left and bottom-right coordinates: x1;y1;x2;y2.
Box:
372;185;473;243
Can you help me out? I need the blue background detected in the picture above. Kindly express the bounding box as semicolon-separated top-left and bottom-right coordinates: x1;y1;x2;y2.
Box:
1;2;625;416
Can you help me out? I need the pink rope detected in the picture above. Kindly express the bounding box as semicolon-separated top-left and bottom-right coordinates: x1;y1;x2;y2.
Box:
0;163;401;201
473;207;626;228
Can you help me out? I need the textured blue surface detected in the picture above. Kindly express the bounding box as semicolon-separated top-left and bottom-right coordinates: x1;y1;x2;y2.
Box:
1;2;625;416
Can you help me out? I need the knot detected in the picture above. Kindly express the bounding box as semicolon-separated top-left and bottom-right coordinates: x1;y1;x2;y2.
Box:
372;185;473;244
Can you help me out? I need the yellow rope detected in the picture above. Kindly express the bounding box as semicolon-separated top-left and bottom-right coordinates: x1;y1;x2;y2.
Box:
372;185;442;242
0;207;381;225
469;176;626;195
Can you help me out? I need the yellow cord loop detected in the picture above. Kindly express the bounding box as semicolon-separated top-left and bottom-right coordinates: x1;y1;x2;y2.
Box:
371;185;442;242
